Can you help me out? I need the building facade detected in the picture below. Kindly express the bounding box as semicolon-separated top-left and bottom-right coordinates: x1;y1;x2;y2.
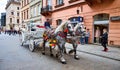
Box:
1;13;6;26
41;0;120;46
21;0;30;26
29;0;42;25
5;0;21;30
21;0;42;26
0;19;1;27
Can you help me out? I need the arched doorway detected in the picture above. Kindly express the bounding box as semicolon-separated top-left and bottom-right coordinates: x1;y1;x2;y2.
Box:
93;13;109;44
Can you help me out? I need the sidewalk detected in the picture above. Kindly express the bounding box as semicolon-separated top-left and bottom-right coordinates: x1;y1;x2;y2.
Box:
65;43;120;61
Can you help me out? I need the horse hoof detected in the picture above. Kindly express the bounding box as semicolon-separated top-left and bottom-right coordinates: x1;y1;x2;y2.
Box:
42;52;45;55
60;57;66;64
50;54;54;57
68;50;74;54
64;51;67;54
61;61;67;64
56;54;58;58
74;56;80;60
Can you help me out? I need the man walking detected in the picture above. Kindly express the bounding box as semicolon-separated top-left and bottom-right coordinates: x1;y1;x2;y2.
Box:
85;29;90;44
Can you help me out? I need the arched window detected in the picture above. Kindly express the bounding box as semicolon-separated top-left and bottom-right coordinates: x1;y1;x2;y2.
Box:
93;13;109;21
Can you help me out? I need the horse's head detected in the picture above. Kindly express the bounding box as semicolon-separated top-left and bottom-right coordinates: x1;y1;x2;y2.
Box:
74;22;86;36
63;21;75;36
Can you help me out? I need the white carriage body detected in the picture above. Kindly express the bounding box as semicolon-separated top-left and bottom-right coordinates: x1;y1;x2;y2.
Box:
20;23;45;51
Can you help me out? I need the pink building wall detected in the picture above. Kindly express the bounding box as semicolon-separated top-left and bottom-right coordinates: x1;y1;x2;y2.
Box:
41;0;120;46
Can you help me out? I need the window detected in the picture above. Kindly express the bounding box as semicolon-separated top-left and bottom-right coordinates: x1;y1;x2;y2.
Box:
17;7;19;10
38;4;41;15
11;12;14;15
94;14;109;21
22;0;23;7
34;6;37;17
56;0;63;5
69;0;79;3
17;13;19;16
56;19;62;25
10;18;12;23
27;9;28;19
17;19;19;23
30;7;33;17
24;11;25;19
22;12;23;20
47;0;52;6
24;0;26;6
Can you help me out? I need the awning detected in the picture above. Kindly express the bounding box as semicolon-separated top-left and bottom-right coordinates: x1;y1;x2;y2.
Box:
94;20;109;25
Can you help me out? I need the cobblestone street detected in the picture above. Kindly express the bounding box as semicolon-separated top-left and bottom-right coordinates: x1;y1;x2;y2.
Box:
0;33;120;70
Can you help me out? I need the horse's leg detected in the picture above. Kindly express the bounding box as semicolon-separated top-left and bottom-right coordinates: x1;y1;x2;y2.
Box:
49;45;53;56
73;43;79;60
57;43;66;64
68;42;74;54
63;45;67;54
42;40;46;55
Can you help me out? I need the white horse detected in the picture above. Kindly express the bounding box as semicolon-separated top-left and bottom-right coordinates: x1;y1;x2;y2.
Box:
42;21;86;64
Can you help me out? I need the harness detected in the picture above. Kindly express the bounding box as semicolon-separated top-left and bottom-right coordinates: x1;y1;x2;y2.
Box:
58;31;67;38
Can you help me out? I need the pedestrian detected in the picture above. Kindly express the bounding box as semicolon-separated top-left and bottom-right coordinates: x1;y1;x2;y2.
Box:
44;19;51;29
95;27;100;43
80;33;85;45
101;28;108;52
85;29;90;44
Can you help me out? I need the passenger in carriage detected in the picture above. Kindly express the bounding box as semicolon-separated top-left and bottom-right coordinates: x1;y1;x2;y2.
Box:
44;19;51;29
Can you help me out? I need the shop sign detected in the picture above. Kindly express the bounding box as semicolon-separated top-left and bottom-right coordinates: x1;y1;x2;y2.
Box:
110;16;120;21
78;16;83;22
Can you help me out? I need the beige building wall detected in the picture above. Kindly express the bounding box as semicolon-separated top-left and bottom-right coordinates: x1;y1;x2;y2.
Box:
29;0;42;25
20;0;30;26
6;0;21;30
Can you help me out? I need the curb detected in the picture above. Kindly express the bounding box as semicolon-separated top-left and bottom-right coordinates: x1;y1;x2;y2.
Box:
67;47;120;61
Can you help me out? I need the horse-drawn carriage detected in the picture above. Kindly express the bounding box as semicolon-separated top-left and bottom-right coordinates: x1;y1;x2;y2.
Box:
20;23;45;52
20;21;86;64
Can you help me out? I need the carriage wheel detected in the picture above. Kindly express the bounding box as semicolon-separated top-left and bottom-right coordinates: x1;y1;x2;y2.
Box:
29;39;35;52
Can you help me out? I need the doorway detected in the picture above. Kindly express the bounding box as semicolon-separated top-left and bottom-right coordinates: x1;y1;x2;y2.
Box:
93;13;109;44
94;24;108;43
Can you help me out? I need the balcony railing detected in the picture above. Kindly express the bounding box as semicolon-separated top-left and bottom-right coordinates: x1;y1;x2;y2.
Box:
41;5;52;16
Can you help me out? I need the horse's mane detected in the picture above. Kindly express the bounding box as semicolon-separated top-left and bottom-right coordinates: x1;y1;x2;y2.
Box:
54;21;69;34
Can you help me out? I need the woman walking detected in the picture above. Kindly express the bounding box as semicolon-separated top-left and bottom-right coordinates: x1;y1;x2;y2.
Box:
101;28;108;52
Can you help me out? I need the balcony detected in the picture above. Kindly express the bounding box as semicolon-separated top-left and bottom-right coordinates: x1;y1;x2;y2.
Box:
85;0;102;5
41;5;52;16
85;0;114;6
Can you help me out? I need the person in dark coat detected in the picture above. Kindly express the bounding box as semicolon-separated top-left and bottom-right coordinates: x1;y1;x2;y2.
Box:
44;19;51;29
101;28;108;52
